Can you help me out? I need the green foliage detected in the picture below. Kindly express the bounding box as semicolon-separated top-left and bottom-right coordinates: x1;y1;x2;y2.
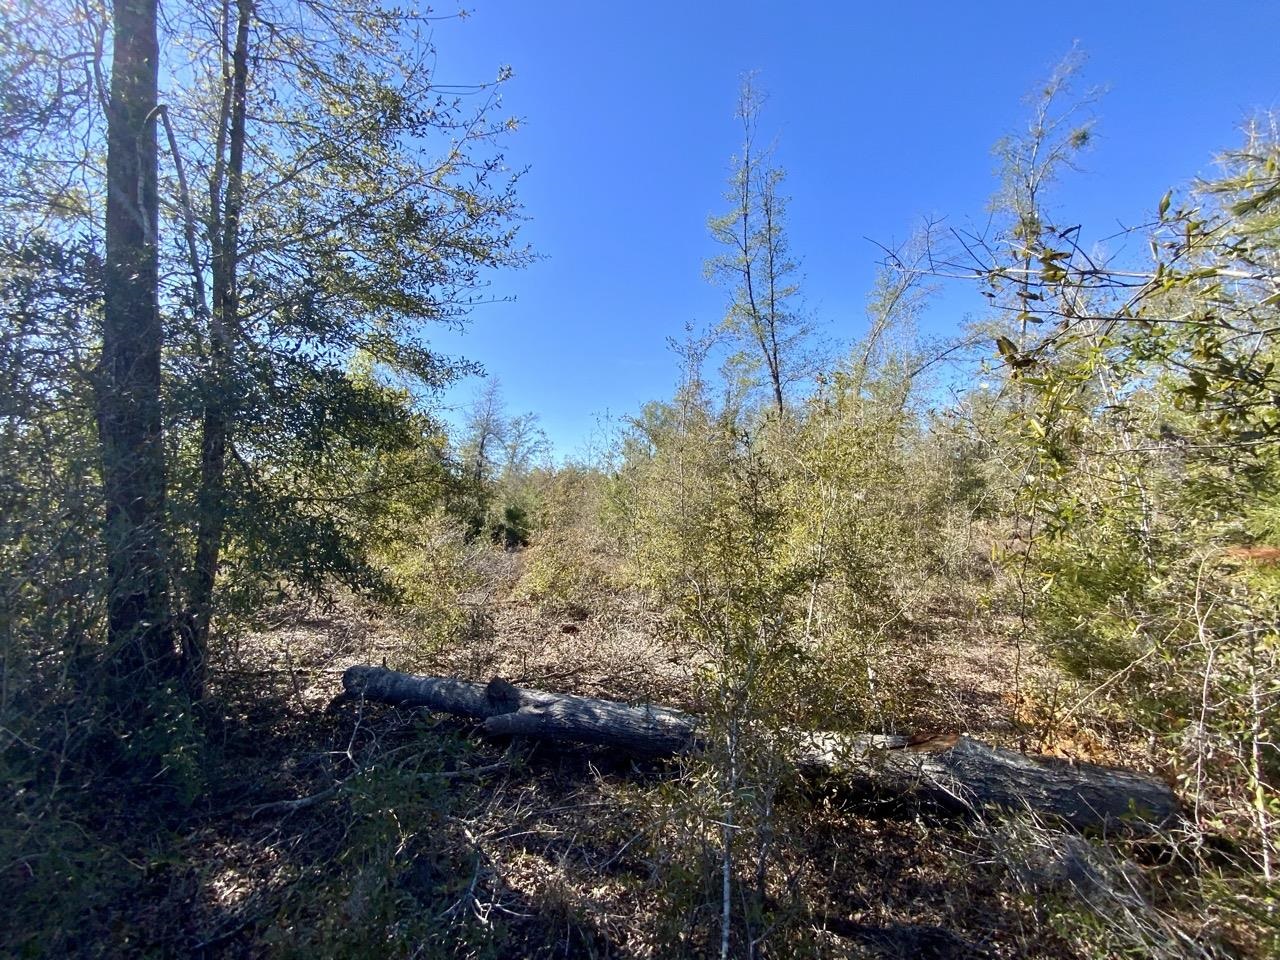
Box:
0;4;533;954
377;509;483;662
602;277;971;951
0;230;103;708
5;10;1280;955
0;796;145;959
968;93;1280;932
0;0;532;683
515;466;615;613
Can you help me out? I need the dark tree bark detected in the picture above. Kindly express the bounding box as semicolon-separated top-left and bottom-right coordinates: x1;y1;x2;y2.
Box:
342;666;1181;832
100;0;176;679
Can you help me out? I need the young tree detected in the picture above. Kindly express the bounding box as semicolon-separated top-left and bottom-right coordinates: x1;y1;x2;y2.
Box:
184;0;251;693
502;412;550;481
968;74;1280;887
149;0;528;690
706;76;815;420
990;45;1097;360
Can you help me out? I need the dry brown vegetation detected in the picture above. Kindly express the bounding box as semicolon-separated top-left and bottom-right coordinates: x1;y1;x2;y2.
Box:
64;547;1217;960
4;12;1277;955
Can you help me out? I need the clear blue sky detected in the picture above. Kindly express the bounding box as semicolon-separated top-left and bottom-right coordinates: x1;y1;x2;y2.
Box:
421;1;1280;457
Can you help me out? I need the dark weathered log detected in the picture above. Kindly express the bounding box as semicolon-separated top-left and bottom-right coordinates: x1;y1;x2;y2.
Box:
794;731;1180;831
341;666;1179;831
342;666;697;756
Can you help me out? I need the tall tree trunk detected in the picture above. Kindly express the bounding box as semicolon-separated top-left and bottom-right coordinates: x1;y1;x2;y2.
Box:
100;0;175;679
188;0;251;697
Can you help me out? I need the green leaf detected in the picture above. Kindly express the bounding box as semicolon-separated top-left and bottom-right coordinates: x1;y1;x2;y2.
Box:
1158;189;1172;219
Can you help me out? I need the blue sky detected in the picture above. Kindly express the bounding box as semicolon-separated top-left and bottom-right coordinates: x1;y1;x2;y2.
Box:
420;1;1280;456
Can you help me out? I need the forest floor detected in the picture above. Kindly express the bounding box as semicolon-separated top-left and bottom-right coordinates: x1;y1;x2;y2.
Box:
65;552;1197;959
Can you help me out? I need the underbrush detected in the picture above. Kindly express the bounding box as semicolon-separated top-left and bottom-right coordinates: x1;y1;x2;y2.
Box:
3;544;1275;958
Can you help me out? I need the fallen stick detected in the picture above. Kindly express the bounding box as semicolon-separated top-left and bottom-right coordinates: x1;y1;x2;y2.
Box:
246;761;510;819
341;665;1179;832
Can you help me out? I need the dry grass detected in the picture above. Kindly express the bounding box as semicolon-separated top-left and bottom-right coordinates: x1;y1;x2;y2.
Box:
31;551;1253;958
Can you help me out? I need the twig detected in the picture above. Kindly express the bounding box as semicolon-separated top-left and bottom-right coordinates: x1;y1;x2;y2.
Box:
245;761;509;820
246;784;341;819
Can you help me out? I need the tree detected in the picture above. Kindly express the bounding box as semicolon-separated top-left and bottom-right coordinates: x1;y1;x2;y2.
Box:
3;0;529;699
502;412;550;481
147;0;528;690
461;378;509;487
183;0;251;694
962;89;1280;879
990;45;1098;363
99;0;177;681
453;379;549;545
706;76;815;420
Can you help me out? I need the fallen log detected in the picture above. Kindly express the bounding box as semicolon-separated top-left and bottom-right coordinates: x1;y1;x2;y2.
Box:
341;665;1179;832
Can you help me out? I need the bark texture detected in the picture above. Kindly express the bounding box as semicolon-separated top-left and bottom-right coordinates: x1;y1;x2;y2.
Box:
100;0;175;677
343;667;697;756
342;666;1180;831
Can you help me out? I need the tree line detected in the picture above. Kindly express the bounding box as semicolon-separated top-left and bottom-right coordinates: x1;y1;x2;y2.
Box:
1;4;1277;954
